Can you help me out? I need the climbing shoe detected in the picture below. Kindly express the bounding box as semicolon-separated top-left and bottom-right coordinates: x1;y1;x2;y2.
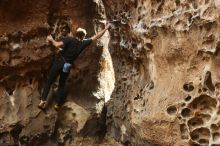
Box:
54;103;61;111
38;100;46;110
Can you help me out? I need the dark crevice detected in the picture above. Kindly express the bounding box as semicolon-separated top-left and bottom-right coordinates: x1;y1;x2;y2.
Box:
204;71;215;92
79;104;107;138
10;124;24;146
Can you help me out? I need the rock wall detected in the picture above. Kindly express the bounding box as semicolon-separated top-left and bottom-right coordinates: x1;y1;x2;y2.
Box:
0;0;116;146
2;0;220;146
103;0;220;146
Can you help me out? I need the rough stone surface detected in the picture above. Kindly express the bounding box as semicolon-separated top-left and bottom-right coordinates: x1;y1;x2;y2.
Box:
2;0;220;146
0;0;115;146
103;0;220;146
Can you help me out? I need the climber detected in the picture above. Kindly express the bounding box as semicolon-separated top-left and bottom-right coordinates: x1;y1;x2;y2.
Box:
38;23;111;110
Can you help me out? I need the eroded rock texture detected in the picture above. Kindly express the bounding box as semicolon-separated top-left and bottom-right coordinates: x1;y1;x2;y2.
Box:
2;0;220;146
0;0;116;146
103;0;220;146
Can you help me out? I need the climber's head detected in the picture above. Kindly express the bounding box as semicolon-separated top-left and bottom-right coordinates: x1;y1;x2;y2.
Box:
76;28;87;40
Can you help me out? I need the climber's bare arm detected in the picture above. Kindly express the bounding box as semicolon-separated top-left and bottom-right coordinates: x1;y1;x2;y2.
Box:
46;35;64;48
90;23;111;41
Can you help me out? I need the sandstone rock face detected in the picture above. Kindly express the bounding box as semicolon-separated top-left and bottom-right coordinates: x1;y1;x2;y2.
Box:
103;0;220;145
2;0;220;146
0;0;116;145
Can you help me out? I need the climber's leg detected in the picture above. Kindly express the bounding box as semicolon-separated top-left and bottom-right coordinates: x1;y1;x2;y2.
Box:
38;59;63;109
54;70;70;109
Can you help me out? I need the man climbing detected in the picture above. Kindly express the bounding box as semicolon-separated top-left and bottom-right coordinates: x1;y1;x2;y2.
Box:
38;23;111;110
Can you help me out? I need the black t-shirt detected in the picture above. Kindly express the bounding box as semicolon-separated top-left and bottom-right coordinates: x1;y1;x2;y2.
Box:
60;37;92;64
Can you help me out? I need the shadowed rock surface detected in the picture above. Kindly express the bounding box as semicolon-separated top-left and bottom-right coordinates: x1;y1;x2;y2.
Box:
0;0;115;145
2;0;220;146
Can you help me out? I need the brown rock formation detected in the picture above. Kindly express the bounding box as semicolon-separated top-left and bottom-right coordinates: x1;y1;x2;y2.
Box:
2;0;220;146
0;0;115;145
103;0;220;146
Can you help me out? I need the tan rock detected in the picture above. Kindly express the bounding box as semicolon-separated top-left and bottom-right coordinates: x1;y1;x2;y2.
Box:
3;0;220;145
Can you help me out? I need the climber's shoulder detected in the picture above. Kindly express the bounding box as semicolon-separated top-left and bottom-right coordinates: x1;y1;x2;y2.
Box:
80;38;93;48
62;36;78;46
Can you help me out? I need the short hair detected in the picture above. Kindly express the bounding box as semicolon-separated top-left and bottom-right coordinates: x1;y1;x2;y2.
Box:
76;28;87;40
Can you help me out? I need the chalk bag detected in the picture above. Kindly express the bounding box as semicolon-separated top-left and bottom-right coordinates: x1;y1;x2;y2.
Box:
63;63;71;73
